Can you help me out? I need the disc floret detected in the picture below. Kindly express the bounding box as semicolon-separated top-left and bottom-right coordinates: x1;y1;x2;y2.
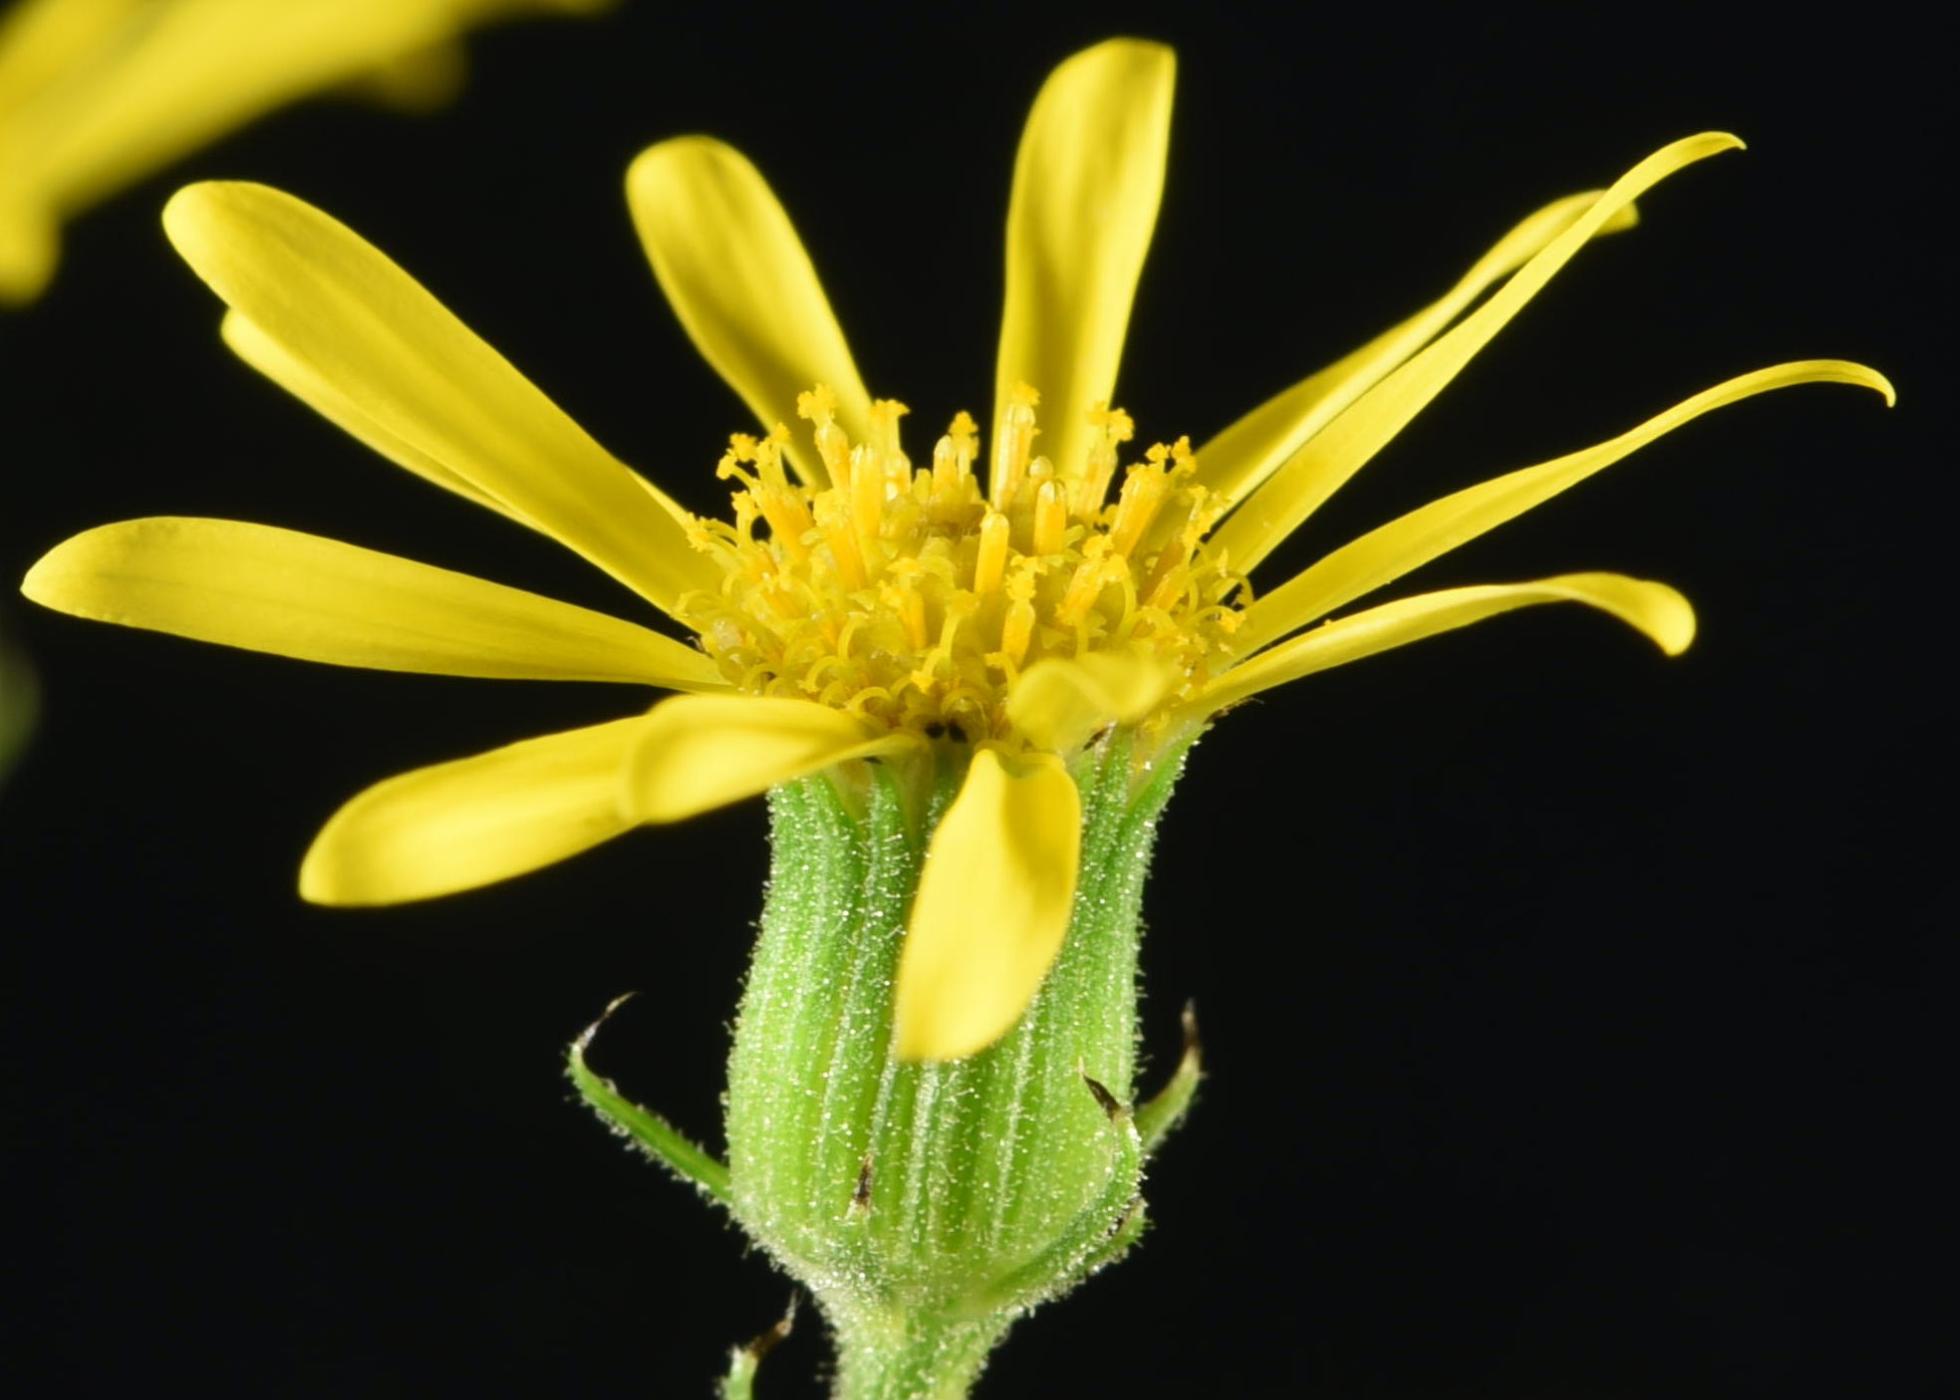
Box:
680;385;1247;744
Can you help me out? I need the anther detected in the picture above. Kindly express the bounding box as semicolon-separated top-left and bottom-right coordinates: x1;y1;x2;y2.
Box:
1109;460;1170;558
973;510;1010;595
1077;401;1133;519
850;443;883;545
1033;480;1067;556
1054;541;1113;627
1001;565;1039;665
992;384;1039;508
948;410;979;480
796;385;852;486
869;398;910;464
815;495;866;591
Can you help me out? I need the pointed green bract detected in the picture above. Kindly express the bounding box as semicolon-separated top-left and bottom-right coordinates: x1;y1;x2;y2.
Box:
568;997;732;1204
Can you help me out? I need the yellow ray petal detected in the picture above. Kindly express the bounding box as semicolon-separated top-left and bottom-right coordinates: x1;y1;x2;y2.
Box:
1237;361;1895;653
621;694;916;824
162;181;716;615
0;0;140;104
1211;133;1745;573
893;749;1082;1062
1195;573;1695;717
22;517;724;687
1195;191;1641;507
626;137;871;485
995;39;1174;480
1;1;600;306
221;310;525;525
1006;650;1175;753
300;715;645;906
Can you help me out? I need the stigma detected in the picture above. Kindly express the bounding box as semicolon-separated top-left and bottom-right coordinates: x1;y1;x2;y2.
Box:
680;385;1247;744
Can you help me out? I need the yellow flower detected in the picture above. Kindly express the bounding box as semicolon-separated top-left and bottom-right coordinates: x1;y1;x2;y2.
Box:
0;0;609;304
22;39;1889;1062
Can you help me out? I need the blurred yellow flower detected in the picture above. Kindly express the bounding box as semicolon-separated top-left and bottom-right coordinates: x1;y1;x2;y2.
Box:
0;0;609;304
22;39;1889;1060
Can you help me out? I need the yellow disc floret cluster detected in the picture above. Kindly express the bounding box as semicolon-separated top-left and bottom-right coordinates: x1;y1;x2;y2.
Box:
679;385;1248;744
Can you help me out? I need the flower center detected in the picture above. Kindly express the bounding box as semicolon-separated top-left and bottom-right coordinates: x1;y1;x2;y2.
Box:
679;385;1247;743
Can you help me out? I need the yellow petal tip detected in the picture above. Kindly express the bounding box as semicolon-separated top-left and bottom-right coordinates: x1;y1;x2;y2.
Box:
1618;579;1696;656
1657;596;1697;656
296;836;361;908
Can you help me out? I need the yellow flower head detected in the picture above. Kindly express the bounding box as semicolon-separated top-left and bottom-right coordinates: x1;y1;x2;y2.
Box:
682;383;1235;748
22;40;1891;1061
0;0;609;305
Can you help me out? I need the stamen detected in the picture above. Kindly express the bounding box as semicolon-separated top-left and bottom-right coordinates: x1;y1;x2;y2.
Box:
1000;564;1039;666
973;509;1010;595
1033;480;1067;556
796;385;852;486
1109;454;1171;558
948;411;979;481
992;383;1039;508
815;494;866;591
685;385;1243;743
851;443;883;545
882;574;929;650
1055;537;1113;627
1076;402;1134;519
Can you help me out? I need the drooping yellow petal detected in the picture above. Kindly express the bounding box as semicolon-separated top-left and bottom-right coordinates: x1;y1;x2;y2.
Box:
300;715;645;906
1237;361;1895;653
161;182;716;614
893;749;1082;1062
22;518;724;688
627;137;871;485
620;694;916;824
1195;191;1641;507
1006;650;1175;753
220;311;526;526
0;0;604;306
995;39;1174;480
1195;573;1695;717
1211;133;1745;573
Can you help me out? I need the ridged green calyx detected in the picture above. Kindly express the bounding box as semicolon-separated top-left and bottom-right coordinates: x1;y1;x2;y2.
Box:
572;734;1202;1397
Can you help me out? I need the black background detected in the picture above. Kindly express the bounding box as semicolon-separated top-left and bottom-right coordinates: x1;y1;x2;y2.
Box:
1;3;1944;1396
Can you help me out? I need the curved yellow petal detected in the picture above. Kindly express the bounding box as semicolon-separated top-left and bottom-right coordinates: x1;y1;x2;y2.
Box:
627;137;871;485
162;181;715;614
995;39;1174;481
1006;650;1175;753
621;694;916;824
1195;191;1640;507
300;716;644;906
1211;133;1744;573
220;310;526;525
22;517;724;688
893;750;1082;1062
1237;361;1895;653
2;0;600;306
1196;573;1695;717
